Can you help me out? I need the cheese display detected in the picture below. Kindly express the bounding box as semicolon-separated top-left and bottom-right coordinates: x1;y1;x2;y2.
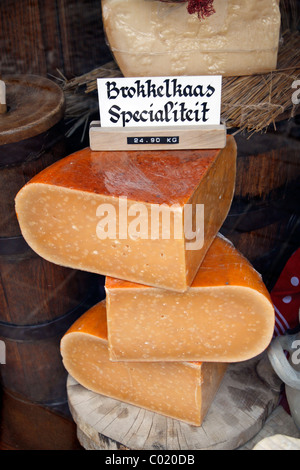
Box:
105;235;275;363
60;300;228;426
101;0;281;77
15;136;237;292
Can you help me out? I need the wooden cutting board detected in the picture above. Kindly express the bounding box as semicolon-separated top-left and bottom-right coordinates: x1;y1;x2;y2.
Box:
67;356;281;450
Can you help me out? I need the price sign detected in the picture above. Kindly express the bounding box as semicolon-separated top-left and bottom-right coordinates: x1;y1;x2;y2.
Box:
97;76;222;128
89;75;225;151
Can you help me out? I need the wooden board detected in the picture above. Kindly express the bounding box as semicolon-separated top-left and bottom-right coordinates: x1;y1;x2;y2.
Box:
67;357;281;451
89;121;227;151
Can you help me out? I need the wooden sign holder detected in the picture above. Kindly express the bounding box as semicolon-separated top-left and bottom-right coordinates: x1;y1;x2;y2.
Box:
89;121;227;151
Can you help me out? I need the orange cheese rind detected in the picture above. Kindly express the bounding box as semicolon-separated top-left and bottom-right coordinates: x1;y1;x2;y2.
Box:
61;300;227;426
15;137;237;292
105;235;275;363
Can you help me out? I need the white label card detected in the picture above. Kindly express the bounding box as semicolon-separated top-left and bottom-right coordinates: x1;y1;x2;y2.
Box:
98;76;222;128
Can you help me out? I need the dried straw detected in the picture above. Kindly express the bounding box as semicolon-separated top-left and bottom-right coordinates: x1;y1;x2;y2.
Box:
222;31;300;134
59;31;300;138
52;64;121;140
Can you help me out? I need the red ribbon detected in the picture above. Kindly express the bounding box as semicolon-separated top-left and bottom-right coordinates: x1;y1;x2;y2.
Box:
159;0;215;19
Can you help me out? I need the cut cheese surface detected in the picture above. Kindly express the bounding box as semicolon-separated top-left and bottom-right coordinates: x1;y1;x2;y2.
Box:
102;0;281;77
105;235;275;363
15;136;237;292
61;301;227;426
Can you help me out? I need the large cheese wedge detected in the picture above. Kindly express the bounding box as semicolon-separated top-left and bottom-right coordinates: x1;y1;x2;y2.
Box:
102;0;281;77
105;235;275;363
60;301;227;426
15;137;237;292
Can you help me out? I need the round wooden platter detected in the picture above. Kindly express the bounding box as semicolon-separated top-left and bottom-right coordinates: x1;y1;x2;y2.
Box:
67;356;282;451
0;75;65;146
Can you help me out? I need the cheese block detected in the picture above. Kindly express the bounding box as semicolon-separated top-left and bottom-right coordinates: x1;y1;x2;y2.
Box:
101;0;281;77
60;301;228;426
15;136;237;292
105;235;275;363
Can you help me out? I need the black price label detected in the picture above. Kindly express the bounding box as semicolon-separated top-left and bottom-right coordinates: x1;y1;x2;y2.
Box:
127;136;179;145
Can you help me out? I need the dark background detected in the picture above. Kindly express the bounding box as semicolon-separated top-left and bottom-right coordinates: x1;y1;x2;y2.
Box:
0;0;113;78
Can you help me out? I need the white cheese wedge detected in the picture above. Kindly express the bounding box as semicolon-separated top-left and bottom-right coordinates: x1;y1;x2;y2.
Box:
102;0;281;77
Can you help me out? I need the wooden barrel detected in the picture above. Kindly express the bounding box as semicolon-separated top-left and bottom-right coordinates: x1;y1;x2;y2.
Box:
0;387;83;450
0;75;99;406
221;127;300;290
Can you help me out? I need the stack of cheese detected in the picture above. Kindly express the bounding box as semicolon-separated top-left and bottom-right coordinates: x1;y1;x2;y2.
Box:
15;136;275;427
